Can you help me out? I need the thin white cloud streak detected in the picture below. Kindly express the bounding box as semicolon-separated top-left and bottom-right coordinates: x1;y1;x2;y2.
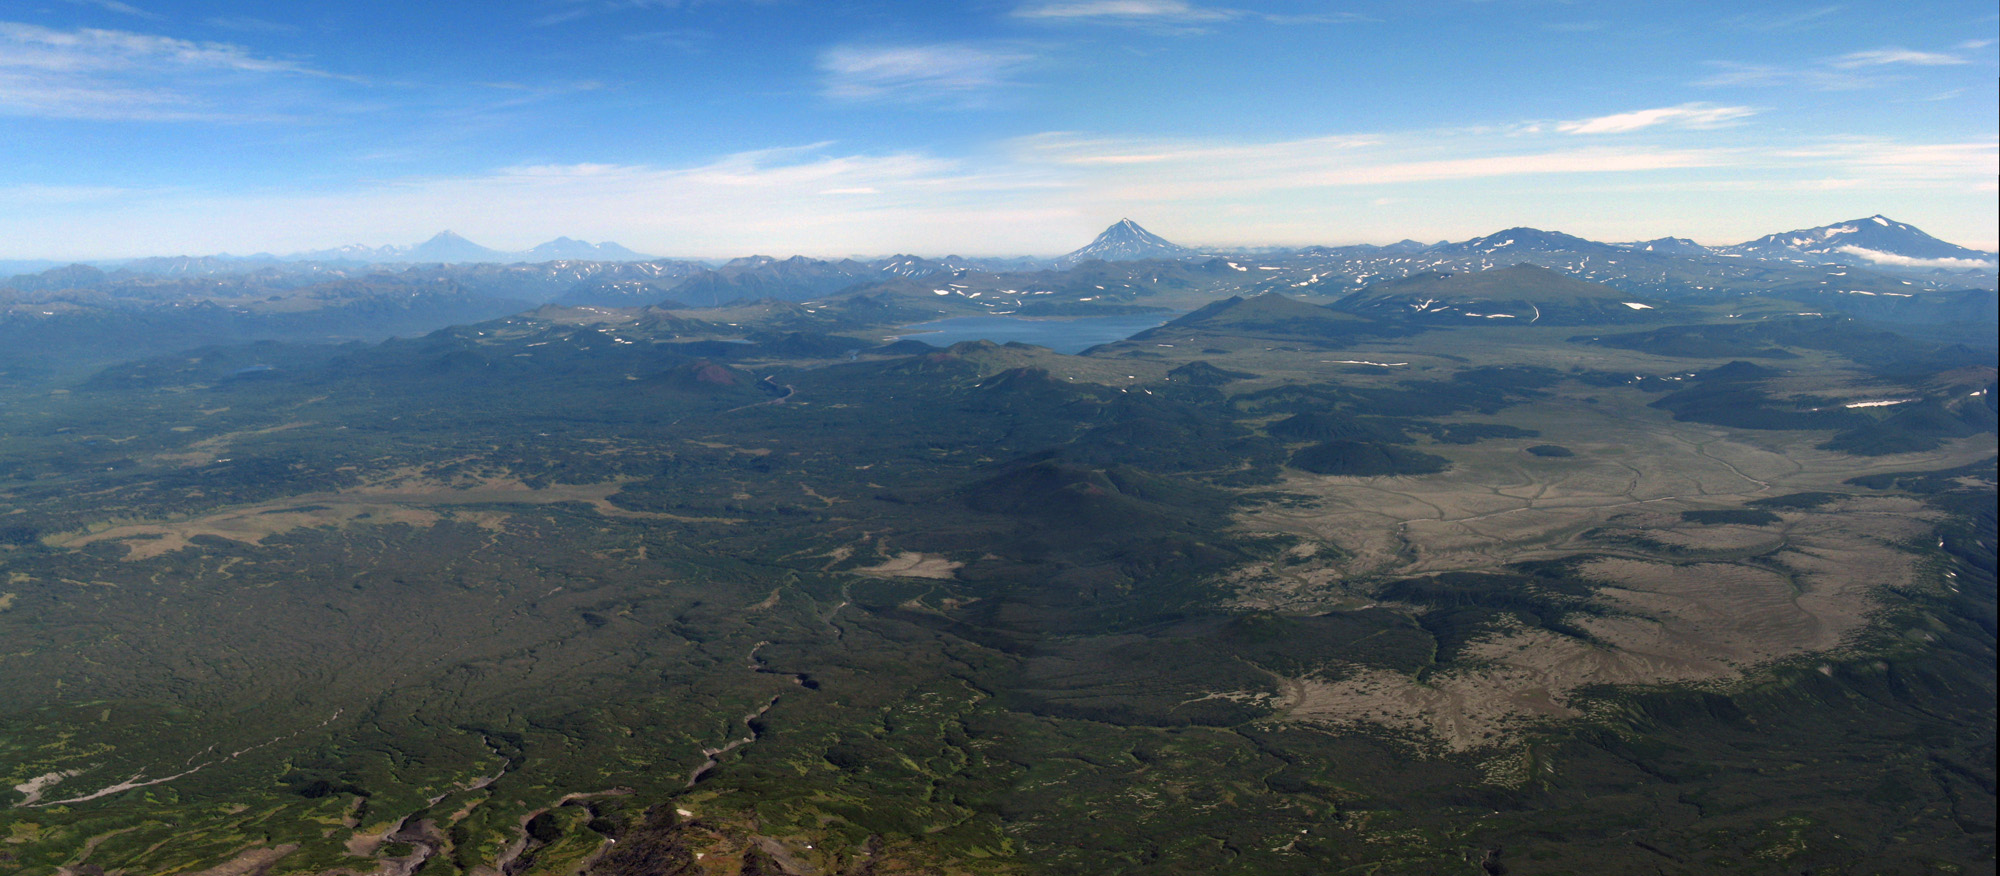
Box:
1699;44;1972;90
1833;47;1967;67
1013;132;1733;201
62;0;162;20
205;17;304;34
1014;1;1235;22
0;22;327;76
1695;61;1880;90
1557;103;1756;134
819;43;1036;105
1011;1;1368;29
0;21;352;120
1773;139;2000;190
0;74;195;120
1724;6;1843;32
533;0;731;26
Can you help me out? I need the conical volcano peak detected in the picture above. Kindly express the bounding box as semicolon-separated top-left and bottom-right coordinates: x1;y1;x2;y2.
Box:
1098;218;1172;244
1058;219;1195;266
407;230;507;263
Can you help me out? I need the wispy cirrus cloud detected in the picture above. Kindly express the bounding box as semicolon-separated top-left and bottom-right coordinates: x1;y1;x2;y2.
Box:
819;43;1037;106
0;21;353;120
1012;1;1368;31
1724;6;1842;32
1012;130;1733;202
1696;61;1874;90
532;0;756;27
1014;1;1234;23
1774;138;1999;190
61;0;161;20
1557;103;1756;134
1832;47;1968;68
1699;44;1972;90
205;16;303;35
0;22;327;75
623;28;712;51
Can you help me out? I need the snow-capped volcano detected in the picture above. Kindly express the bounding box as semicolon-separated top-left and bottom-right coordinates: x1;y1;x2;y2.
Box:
1434;227;1621;256
1056;219;1195;267
1621;237;1712;256
1724;216;1995;268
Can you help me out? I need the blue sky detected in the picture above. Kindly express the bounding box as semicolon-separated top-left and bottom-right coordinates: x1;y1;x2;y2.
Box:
1;0;1994;258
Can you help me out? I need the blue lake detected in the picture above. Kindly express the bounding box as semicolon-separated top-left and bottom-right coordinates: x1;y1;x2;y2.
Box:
893;312;1179;355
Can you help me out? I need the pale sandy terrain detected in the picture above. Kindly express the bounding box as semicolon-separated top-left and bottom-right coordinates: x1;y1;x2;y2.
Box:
43;473;737;562
856;551;964;580
1227;381;1980;752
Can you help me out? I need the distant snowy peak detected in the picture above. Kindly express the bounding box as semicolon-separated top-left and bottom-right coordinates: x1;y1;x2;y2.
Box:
289;233;652;264
875;254;939;277
289;242;408;262
322;243;397;258
526;237;652;261
1443;227;1622;255
1056;219;1196;267
1725;215;1995;268
1621;237;1712;256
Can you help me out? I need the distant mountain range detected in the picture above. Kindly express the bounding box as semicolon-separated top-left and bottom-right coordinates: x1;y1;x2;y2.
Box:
7;216;1989;278
1052;216;1993;273
7;217;1992;313
285;231;655;264
5;214;1993;389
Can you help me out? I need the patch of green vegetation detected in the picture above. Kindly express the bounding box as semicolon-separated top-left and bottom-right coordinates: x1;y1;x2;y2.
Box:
1432;422;1539;444
1748;491;1846;509
1375;570;1606;665
1289;441;1450;476
1581;316;1994;377
1680;509;1782;526
1846;456;1998;494
1164;360;1257;386
1648;362;1866;432
1134;292;1399;346
1819;397;1997;456
1337;265;1670;326
1267;411;1406;443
